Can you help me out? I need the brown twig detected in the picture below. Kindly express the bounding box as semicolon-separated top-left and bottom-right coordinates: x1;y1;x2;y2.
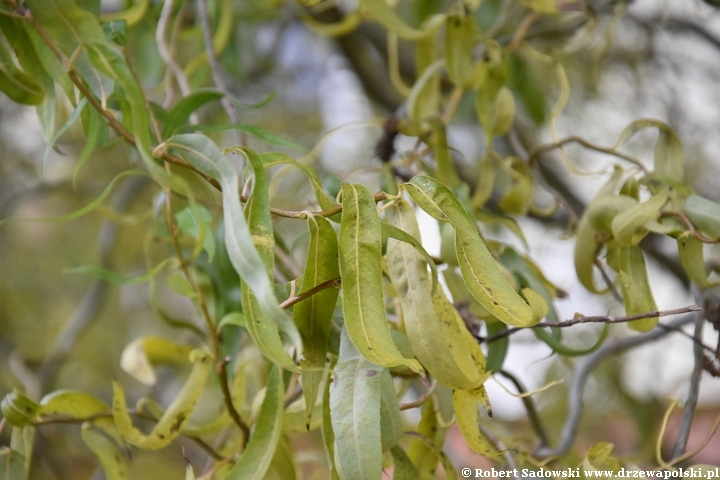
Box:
528;135;649;173
496;371;550;448
400;380;437;411
279;278;342;309
594;258;623;302
661;211;720;244
484;305;701;343
507;11;542;53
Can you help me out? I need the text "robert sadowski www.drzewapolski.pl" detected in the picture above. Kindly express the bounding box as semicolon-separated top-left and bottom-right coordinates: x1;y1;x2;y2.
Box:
460;468;720;479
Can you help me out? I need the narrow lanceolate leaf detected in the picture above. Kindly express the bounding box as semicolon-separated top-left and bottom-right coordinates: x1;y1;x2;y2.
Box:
330;328;383;480
361;0;445;39
379;370;402;452
225;366;284;480
617;246;658;332
678;234;714;288
294;215;339;428
404;176;545;327
0;40;43;105
574;167;625;293
81;424;127;480
385;201;484;390
338;184;422;372
611;190;670;246
452;389;501;458
161;135;301;371
112;350;212;450
616;119;684;182
445;13;477;88
0;449;25;480
322;366;341;480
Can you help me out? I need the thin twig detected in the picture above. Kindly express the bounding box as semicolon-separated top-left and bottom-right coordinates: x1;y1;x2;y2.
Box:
279;278;341;309
484;305;700;344
528;135;649;173
197;0;245;148
534;311;700;458
661;211;719;244
672;292;708;459
507;11;542;53
400;380;437;411
496;370;550;448
595;258;623;303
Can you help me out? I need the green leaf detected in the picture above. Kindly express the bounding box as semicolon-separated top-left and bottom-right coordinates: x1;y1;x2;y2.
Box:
81;424;128;480
520;0;558;13
0;391;39;427
254;151;338;212
407;60;444;129
361;0;445;39
112;349;212;450
102;20;127;46
217;312;246;331
42;97;88;171
65;258;170;286
390;446;419;480
617;246;658;332
497;156;532;215
445;13;478;87
99;0;150;27
616;119;684;182
160;135;301;371
404;176;545;327
72;106;102;187
339;184;422;372
322;369;341;480
264;436;299;480
678;234;714;287
225;366;284;480
405;431;457;480
385;200;485;390
585;195;638;235
379;370;402;452
119;337;193;385
178;123;307;153
0;39;43;105
683;194;720;238
452;388;501;457
380;219;438;291
330;327;383;480
164;89;276;137
295;214;339;428
611;190;670;246
0;449;26;480
175;205;215;262
9;425;34;479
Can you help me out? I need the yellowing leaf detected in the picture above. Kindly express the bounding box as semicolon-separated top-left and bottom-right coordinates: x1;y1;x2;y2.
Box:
112;350;212;450
452;389;501;457
81;424;128;480
404;176;545;327
338;184;422;372
678;234;714;288
611;190;670;246
617;246;658;332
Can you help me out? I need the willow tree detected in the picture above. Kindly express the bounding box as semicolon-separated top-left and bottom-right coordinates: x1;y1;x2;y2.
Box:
0;0;718;479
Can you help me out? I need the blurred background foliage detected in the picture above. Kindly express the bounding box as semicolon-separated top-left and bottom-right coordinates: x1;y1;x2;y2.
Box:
1;0;720;478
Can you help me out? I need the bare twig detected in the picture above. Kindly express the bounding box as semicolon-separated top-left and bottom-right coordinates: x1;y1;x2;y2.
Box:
400;380;437;411
279;278;341;309
484;305;700;344
595;258;623;303
507;11;542;52
496;370;550;448
528;135;649;173
534;311;700;458
661;211;720;244
197;0;245;149
672;292;709;459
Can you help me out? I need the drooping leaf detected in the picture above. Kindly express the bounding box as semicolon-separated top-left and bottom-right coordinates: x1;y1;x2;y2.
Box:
225;366;284;480
175;205;215;262
616;119;684;182
338;184;422;372
404;432;458;480
379;370;402;452
385;200;484;390
321;367;341;480
160;135;301;371
81;424;128;480
611;190;670;246
0;449;26;480
178;123;307;153
330;327;383;480
616;246;658;332
65;259;170;286
361;0;445;39
497;156;532;215
404;176;545;327
391;446;419;480
295;214;339;428
72;105;102;186
0;391;39;427
99;0;150;26
264;436;299;480
112;349;212;450
445;12;478;87
0;39;44;105
678;234;714;287
452;388;501;457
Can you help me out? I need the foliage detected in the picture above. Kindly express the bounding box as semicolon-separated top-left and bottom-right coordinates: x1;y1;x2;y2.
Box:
0;0;719;479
